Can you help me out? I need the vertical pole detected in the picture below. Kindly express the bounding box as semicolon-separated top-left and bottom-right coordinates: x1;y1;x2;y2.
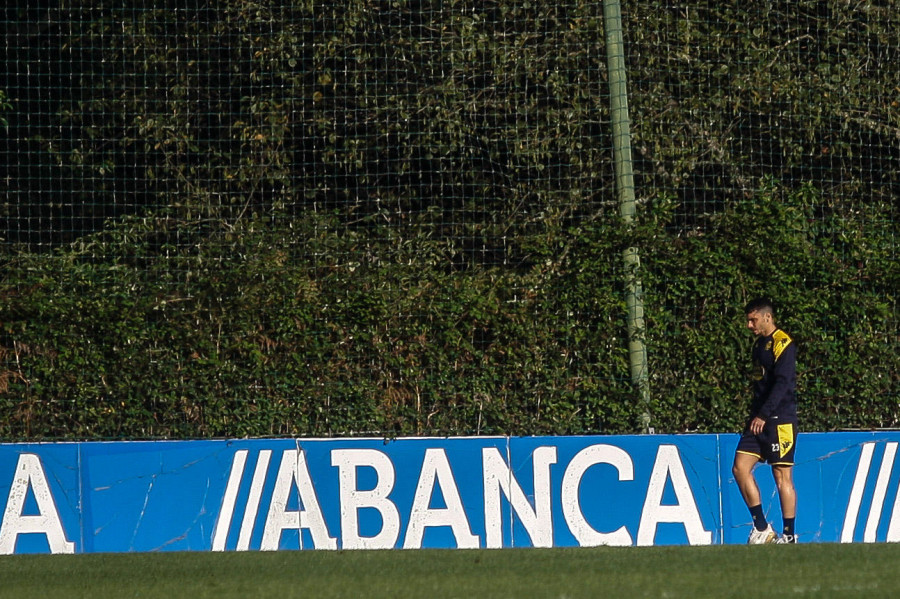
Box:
603;0;652;433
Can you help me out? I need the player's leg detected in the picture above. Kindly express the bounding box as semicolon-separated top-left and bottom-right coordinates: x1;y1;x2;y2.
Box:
772;464;797;543
771;422;798;543
733;450;775;543
772;464;796;519
732;451;762;507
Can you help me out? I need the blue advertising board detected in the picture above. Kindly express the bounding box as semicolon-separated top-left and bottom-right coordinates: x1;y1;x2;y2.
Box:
2;433;900;554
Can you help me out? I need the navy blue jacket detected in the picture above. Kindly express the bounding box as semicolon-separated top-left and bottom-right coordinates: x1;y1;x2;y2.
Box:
749;328;798;422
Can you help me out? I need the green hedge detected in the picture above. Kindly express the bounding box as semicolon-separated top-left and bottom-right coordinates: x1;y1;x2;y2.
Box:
2;180;896;439
0;216;632;438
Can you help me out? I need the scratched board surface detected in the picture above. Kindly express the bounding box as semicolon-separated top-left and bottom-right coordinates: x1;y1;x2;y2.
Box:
1;433;899;553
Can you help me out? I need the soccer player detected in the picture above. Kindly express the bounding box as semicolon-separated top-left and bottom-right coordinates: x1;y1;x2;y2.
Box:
732;297;798;544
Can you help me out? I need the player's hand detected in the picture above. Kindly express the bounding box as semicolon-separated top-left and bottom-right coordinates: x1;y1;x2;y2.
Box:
749;416;766;435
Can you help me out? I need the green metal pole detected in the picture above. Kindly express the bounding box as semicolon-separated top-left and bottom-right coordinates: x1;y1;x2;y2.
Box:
603;0;652;433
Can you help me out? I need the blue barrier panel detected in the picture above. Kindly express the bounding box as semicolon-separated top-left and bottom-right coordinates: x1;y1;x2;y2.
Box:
719;432;900;545
3;433;900;554
801;432;900;544
211;437;510;551
507;435;720;548
0;444;79;554
80;440;239;553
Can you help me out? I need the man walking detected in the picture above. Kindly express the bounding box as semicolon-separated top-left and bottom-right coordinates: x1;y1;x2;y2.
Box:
732;297;799;544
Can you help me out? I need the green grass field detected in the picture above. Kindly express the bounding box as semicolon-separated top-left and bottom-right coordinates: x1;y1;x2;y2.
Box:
3;544;899;598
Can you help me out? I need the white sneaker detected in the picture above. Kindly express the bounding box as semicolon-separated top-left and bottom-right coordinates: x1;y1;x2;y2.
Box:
747;523;777;544
775;534;797;544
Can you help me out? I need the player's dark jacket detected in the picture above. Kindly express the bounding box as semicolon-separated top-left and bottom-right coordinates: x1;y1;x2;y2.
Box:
749;329;797;422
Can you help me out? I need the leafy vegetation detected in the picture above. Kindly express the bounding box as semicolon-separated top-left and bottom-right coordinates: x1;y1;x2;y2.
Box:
0;1;896;439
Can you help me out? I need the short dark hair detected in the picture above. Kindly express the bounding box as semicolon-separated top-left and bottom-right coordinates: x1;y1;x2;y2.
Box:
744;297;775;315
